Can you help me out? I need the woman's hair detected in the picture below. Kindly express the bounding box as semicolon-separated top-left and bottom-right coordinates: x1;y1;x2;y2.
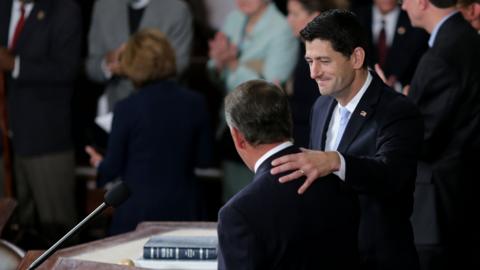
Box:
120;28;176;87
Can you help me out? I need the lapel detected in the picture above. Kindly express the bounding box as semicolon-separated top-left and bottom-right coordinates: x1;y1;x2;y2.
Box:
0;0;13;47
337;74;383;152
316;99;336;151
14;0;50;54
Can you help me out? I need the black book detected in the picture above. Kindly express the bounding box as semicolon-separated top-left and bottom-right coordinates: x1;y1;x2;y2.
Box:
143;234;218;260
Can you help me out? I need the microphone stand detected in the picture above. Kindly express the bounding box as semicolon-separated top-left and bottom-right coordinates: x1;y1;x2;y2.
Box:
27;202;108;270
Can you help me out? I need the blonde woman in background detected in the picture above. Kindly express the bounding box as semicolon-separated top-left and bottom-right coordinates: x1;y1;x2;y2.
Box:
86;29;213;235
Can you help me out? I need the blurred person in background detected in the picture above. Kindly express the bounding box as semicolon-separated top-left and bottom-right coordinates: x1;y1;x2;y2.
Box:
85;29;213;235
400;0;480;268
208;0;298;203
355;0;428;92
85;0;192;115
0;0;81;245
286;0;336;147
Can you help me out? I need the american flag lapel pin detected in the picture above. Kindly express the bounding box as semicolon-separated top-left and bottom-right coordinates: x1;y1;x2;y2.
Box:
360;111;367;117
37;10;45;21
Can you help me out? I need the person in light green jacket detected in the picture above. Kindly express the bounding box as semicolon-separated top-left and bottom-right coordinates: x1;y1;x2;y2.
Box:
208;0;299;202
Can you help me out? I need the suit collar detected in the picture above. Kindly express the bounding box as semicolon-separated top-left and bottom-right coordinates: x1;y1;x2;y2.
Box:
254;141;293;173
428;11;459;48
255;145;299;177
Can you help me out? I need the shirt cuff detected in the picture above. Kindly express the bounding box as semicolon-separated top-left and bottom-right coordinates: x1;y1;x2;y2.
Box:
332;151;346;181
12;56;20;78
101;58;113;79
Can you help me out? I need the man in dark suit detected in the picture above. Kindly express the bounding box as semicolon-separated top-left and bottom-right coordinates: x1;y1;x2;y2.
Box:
0;0;81;242
271;10;424;269
401;0;480;269
218;80;360;269
355;0;428;90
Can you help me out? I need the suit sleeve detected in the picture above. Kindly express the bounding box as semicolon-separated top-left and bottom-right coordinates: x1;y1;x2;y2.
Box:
17;1;81;84
167;2;192;75
217;205;264;270
343;100;424;198
409;57;467;160
97;101;130;186
85;0;109;83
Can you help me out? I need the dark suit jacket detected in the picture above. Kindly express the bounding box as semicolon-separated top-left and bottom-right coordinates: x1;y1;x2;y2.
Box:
98;80;213;235
355;6;428;86
217;146;360;270
408;13;480;248
0;0;81;156
310;74;424;269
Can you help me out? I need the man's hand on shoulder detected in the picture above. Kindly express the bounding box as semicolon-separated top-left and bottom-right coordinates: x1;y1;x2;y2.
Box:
270;149;341;194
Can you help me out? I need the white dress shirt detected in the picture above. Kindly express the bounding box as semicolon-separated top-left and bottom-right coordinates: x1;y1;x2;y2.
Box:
325;72;373;181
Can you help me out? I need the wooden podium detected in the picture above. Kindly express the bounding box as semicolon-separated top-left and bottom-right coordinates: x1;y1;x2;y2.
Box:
17;222;217;270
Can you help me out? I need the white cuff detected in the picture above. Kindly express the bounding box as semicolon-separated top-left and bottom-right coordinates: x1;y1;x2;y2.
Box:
332;151;346;181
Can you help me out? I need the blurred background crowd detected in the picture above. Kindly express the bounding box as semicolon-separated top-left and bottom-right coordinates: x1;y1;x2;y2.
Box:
0;0;479;269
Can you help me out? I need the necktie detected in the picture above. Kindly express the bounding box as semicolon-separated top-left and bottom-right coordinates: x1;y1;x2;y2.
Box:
334;107;351;150
377;19;388;68
9;3;26;50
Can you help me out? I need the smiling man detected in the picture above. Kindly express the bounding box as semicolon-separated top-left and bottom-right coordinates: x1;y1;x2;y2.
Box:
270;10;424;270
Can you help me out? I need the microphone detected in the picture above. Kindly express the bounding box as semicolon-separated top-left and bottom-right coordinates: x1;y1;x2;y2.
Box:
27;181;131;270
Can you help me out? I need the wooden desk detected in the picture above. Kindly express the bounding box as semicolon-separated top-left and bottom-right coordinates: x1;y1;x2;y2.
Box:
17;222;216;270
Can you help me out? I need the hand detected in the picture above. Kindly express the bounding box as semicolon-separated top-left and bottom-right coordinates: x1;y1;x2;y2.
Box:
85;145;104;168
104;44;125;75
0;47;15;71
208;32;231;70
270;148;341;194
224;43;239;71
402;85;410;96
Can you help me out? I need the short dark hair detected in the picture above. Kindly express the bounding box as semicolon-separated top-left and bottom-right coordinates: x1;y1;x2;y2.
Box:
430;0;457;8
224;80;292;146
300;9;369;67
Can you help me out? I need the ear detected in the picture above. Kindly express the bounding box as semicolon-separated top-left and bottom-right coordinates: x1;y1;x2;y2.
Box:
230;127;247;150
418;0;428;10
350;47;365;70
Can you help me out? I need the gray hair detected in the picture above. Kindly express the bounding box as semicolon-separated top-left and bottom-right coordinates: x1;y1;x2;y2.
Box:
224;80;293;146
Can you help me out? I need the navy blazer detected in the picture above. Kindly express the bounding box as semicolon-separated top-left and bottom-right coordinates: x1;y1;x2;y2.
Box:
355;6;428;86
218;145;360;270
98;80;213;235
310;74;423;269
0;0;81;156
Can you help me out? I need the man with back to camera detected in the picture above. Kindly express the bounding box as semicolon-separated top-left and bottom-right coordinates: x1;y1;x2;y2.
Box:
217;79;360;269
270;10;424;270
400;0;480;268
